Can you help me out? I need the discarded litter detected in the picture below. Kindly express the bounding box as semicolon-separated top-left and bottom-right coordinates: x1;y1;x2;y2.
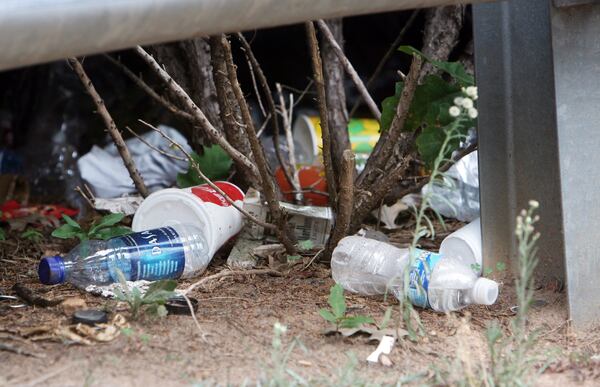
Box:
439;218;482;274
78;125;191;198
164;295;198;315
331;235;498;312
424;150;480;222
366;335;395;365
38;224;211;287
132;181;245;258
93;196;143;216
72;309;108;325
243;188;333;247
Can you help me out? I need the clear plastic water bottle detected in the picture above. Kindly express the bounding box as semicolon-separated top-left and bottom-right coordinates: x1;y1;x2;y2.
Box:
38;224;210;288
331;236;498;312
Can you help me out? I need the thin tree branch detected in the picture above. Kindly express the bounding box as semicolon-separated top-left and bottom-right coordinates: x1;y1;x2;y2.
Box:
235;33;296;191
69;58;149;198
324;150;355;259
124;126;187;161
135;45;260;180
348;10;420;118
306;21;338;207
182;268;282;295
356;55;422;189
102;54;194;122
221;36;298;254
316;19;381;121
138;119;277;231
276;83;301;198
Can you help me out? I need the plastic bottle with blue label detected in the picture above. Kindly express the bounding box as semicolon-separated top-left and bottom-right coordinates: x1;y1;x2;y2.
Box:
331;236;498;312
38;224;210;288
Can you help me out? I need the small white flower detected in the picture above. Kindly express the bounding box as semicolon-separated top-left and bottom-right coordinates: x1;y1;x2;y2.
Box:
449;106;461;117
461;98;474;109
273;322;287;335
453;97;464;106
466;86;478;98
529;200;539;209
468;108;478;119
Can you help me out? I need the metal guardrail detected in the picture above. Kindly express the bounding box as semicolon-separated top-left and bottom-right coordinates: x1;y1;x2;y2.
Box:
0;0;486;71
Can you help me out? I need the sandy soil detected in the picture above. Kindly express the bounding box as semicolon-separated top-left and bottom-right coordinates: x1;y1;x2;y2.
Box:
0;221;597;386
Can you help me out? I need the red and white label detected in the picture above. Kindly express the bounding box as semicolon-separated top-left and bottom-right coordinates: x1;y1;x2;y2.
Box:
190;182;244;207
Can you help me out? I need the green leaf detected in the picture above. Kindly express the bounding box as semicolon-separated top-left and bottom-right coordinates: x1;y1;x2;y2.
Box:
380;94;401;132
339;315;375;329
61;214;81;229
176;146;232;188
91;226;132;240
120;327;134;337
328;284;346;319
398;46;475;86
496;261;507;272
407;75;462;132
89;213;126;235
380;307;393;330
142;290;175;304
416;126;447;166
51;224;83;239
145;279;178;297
113;288;128;302
0;228;5;241
21;229;43;241
156;304;168;318
319;309;338;324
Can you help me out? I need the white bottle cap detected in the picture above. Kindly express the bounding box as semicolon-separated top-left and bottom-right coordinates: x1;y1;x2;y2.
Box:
472;277;499;305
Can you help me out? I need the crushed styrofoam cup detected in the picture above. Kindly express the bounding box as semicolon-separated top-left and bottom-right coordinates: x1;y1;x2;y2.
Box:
132;182;245;258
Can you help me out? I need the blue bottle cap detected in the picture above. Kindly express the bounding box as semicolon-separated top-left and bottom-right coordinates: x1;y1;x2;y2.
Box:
38;256;66;285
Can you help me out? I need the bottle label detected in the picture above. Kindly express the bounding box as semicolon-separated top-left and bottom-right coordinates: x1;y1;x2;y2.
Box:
407;249;442;308
116;227;185;281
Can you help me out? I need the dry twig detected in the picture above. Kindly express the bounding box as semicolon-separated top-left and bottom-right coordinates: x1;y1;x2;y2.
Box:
103;54;193;121
69;57;149;198
182;268;282;295
138;119;277;231
306;21;338;206
348;10;420;118
275;83;301;198
316;20;381;120
135;46;260;180
221;36;298;254
324;150;355;259
236;33;296;190
356;56;422;189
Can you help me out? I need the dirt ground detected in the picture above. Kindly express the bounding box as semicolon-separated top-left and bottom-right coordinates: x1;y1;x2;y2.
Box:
0;220;598;386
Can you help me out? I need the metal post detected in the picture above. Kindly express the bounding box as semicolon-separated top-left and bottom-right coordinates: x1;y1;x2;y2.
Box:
474;0;600;326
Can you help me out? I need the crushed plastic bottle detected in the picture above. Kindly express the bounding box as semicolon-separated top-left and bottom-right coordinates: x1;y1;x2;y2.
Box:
331;236;498;312
38;224;210;288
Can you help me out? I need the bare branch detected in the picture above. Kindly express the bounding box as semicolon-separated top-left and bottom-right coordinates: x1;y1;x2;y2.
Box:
124;126;186;161
221;36;298;254
316;19;381;121
349;10;420;118
134;45;260;180
138;119;277;232
357;55;422;189
102;54;193;122
235;33;296;191
69;57;149;198
306;21;338;207
275;83;301;198
324;150;355;259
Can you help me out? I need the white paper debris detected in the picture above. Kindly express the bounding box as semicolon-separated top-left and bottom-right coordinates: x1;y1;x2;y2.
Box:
366;335;395;364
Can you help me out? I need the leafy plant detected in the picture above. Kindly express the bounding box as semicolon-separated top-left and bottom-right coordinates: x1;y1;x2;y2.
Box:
0;228;5;241
380;45;476;166
21;228;43;242
177;145;232;188
52;213;131;242
319;284;374;331
113;270;177;320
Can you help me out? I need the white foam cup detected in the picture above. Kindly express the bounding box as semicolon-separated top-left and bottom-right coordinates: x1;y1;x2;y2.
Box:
132;182;245;258
439;217;483;274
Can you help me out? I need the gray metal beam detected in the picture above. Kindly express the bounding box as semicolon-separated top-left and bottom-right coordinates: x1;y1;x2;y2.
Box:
0;0;486;71
474;0;600;326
